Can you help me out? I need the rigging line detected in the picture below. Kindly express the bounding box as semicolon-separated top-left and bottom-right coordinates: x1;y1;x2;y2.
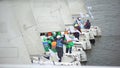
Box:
29;0;38;31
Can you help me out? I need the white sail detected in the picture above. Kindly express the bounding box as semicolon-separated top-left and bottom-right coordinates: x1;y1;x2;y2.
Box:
30;0;65;32
67;0;87;15
0;0;31;64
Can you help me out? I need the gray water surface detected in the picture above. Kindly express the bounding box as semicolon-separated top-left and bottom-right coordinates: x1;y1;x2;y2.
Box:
86;36;120;66
85;0;120;36
84;0;120;66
